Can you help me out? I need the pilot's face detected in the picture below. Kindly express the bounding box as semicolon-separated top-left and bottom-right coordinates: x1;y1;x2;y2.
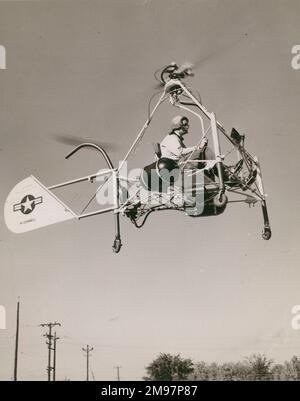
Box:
180;121;189;135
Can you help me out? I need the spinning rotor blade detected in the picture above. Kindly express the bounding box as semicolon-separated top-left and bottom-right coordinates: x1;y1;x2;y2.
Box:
190;33;248;70
52;134;118;152
151;34;248;89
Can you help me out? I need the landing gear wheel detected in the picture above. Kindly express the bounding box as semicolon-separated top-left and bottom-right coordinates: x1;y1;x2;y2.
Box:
112;238;122;253
213;193;228;208
262;227;272;240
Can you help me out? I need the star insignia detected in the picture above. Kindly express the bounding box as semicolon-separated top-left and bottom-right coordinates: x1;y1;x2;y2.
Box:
13;194;43;215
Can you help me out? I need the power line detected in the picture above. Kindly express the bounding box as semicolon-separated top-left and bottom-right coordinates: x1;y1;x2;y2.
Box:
39;322;61;381
53;332;60;382
82;345;94;382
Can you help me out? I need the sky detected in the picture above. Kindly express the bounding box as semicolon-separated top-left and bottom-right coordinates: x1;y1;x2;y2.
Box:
0;0;300;381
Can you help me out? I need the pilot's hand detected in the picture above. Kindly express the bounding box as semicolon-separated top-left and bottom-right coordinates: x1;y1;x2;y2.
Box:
199;137;208;148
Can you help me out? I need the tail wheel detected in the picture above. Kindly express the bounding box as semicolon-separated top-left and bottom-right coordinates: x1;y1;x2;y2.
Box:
112;238;122;253
262;227;272;240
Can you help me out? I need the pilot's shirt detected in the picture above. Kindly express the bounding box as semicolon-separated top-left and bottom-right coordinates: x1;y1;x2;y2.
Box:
160;133;197;160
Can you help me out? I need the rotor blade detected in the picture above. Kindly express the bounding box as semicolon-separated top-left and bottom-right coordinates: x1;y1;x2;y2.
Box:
52;134;118;152
190;34;247;70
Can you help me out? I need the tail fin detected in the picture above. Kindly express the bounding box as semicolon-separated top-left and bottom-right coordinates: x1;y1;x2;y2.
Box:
4;175;77;233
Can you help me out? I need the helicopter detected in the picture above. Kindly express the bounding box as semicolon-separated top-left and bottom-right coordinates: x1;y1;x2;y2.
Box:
4;63;271;253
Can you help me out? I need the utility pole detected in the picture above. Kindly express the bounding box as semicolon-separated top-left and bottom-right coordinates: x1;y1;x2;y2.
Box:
114;365;122;381
82;345;93;381
39;322;61;381
53;332;60;382
91;370;96;381
13;298;20;381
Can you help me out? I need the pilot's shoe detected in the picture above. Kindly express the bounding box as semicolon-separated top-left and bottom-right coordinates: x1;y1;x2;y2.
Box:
183;196;196;208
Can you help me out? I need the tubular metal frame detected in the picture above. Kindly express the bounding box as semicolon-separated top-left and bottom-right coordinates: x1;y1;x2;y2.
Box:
45;78;271;250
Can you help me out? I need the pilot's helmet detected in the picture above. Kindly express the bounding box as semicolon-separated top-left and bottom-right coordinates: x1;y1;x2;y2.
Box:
171;115;189;131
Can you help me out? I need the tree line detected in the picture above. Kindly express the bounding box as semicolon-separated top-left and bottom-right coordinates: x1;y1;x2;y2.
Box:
144;353;300;381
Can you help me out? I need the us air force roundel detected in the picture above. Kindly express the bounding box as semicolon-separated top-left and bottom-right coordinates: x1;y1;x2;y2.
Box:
13;194;43;215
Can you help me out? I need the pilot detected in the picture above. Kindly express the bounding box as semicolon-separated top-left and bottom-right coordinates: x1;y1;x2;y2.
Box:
160;115;208;167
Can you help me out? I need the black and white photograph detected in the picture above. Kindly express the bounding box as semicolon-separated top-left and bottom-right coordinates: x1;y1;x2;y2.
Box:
0;0;300;383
